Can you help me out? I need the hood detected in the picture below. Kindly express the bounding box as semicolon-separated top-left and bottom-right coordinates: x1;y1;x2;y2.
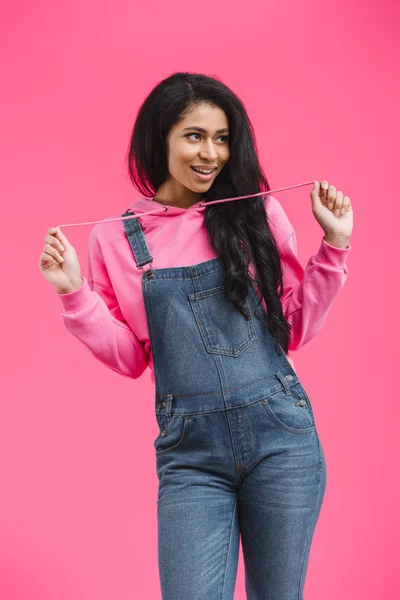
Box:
127;197;206;219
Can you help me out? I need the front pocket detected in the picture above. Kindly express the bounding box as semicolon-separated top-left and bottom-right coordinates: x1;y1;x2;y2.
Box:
260;383;316;434
188;285;257;357
154;414;191;455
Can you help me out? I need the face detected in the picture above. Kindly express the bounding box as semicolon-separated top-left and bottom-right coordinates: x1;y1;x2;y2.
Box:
160;103;230;206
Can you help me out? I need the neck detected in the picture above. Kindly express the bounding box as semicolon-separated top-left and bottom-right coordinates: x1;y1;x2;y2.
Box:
152;179;202;209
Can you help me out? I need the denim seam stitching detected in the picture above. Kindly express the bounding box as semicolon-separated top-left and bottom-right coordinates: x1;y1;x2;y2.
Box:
220;496;238;600
261;400;316;435
141;265;221;280
188;293;256;356
239;409;253;473
157;377;295;400
155;417;189;456
297;468;324;599
155;395;282;418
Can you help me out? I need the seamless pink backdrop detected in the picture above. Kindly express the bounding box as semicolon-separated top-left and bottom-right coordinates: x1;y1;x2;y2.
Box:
1;1;398;598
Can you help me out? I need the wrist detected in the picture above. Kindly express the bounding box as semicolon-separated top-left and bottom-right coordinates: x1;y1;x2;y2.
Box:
57;277;84;294
323;234;351;249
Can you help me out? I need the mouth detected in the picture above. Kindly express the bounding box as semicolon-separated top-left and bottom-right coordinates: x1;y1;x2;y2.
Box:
190;166;217;181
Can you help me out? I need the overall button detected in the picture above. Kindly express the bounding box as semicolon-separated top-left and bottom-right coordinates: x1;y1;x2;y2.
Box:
145;270;154;279
285;375;293;381
160;430;167;437
298;399;307;406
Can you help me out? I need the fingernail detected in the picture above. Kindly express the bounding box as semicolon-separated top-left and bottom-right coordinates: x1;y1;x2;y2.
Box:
335;209;340;216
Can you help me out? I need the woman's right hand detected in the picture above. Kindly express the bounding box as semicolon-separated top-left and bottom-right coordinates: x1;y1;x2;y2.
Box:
39;227;83;294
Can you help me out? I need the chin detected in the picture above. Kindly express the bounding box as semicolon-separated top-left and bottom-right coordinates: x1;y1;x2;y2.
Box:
184;181;211;193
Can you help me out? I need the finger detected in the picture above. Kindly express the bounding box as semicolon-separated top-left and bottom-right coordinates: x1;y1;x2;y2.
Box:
343;195;352;211
311;181;321;201
319;180;328;200
48;227;70;250
319;181;329;204
340;196;351;215
40;252;58;269
40;251;53;265
334;190;343;216
44;242;64;263
327;184;336;209
45;234;65;253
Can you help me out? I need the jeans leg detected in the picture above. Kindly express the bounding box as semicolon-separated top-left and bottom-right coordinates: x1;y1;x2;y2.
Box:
155;406;242;600
157;480;240;599
238;432;327;600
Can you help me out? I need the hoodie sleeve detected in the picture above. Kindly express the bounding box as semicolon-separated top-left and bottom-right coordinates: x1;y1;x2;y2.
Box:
280;232;351;351
57;229;149;380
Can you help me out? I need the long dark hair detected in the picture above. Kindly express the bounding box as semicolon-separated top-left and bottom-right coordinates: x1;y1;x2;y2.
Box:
126;72;292;354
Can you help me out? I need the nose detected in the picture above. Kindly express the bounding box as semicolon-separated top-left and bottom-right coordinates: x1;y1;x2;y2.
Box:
199;138;218;161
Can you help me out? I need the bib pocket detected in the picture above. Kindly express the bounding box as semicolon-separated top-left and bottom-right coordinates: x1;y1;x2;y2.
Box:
188;285;257;357
260;382;316;434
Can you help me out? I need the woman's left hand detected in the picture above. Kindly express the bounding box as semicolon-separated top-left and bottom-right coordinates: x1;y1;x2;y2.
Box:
310;180;353;245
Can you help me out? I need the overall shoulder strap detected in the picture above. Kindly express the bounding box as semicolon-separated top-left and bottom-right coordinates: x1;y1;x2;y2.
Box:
121;209;153;269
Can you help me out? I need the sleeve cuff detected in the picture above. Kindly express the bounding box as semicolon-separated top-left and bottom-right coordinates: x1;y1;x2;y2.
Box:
317;236;352;268
57;277;94;313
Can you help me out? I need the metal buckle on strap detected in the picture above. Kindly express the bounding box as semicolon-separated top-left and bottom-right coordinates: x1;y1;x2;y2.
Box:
139;263;154;280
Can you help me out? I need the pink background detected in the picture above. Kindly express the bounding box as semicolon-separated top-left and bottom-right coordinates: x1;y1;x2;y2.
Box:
1;1;398;598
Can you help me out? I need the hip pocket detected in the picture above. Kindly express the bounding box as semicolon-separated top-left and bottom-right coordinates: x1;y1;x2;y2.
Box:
154;413;191;455
260;382;316;434
188;285;257;357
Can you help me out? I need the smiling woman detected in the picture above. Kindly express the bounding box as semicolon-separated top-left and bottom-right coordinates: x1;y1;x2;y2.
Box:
127;72;293;356
185;126;229;174
41;71;352;600
152;105;231;199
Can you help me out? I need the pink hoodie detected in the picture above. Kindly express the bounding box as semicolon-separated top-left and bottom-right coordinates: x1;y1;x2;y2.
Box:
57;195;351;382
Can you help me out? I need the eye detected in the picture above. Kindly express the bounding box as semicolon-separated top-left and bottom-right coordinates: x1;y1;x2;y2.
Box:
185;133;229;143
186;133;201;141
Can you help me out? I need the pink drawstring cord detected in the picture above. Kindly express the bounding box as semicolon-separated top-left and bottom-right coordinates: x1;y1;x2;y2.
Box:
56;180;315;229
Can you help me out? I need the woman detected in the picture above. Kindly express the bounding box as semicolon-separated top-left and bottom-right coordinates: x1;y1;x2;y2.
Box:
39;72;353;599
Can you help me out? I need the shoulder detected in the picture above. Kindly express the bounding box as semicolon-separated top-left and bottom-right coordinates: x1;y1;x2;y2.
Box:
88;209;132;250
262;194;296;248
89;198;148;245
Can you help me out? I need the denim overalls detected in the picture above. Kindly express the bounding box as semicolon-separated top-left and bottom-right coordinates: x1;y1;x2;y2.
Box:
122;207;327;600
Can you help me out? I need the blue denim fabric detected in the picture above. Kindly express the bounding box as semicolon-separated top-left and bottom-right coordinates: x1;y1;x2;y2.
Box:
123;209;327;600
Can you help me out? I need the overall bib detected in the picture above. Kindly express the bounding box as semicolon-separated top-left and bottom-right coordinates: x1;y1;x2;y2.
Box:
122;208;327;600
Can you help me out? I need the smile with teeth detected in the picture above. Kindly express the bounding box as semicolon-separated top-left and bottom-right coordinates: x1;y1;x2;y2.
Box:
191;167;216;174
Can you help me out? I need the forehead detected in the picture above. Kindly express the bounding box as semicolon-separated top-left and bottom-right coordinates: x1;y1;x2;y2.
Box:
177;103;229;130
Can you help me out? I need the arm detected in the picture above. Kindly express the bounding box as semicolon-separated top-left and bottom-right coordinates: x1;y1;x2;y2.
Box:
280;232;351;351
57;229;149;379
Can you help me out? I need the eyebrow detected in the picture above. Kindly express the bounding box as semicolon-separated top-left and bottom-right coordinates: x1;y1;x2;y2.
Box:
182;126;229;134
